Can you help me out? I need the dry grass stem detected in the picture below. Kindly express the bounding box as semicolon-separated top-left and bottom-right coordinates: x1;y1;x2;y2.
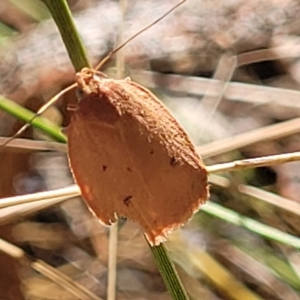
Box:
0;137;67;152
0;238;102;300
198;118;300;159
132;70;300;109
0;185;80;209
207;151;300;174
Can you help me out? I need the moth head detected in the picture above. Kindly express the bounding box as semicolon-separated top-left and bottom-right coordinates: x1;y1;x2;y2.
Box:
75;68;107;97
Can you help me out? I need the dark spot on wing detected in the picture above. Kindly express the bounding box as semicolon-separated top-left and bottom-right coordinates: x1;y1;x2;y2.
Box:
126;167;132;172
150;150;154;155
102;165;107;172
123;196;132;206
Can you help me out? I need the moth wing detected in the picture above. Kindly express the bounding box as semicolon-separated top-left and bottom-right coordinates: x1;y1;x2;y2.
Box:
67;78;208;245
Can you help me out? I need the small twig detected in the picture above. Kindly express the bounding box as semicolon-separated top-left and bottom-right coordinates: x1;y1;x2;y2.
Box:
0;137;67;152
206;151;300;174
0;185;80;209
238;185;300;216
107;223;118;300
198;117;300;159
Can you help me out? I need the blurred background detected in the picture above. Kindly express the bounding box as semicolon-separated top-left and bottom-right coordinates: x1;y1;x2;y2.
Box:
1;0;300;299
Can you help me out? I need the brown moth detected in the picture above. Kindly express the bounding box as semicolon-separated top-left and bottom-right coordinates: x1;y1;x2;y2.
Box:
66;68;209;245
2;0;208;245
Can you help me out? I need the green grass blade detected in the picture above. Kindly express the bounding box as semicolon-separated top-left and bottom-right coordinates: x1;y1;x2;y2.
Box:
202;201;300;249
0;95;66;143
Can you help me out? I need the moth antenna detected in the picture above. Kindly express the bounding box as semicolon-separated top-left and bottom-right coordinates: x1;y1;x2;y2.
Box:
2;83;76;148
95;0;186;71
